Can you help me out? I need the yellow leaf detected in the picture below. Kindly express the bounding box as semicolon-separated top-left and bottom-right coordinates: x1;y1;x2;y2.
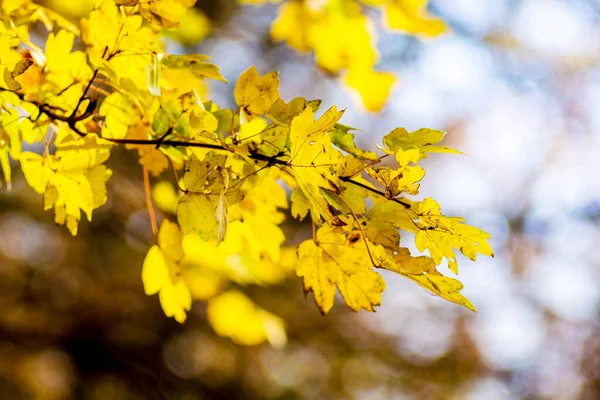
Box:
177;155;243;241
366;199;419;233
138;0;197;28
180;170;290;287
125;124;169;176
45;30;75;72
158;219;184;263
415;198;494;274
0;148;11;190
238;117;267;143
382;127;462;160
234;66;280;121
271;1;313;53
45;30;92;89
152;180;179;214
207;290;286;348
383;0;448;37
142;245;171;295
99;92;136;139
287;107;346;226
181;264;224;301
159;280;192;323
142;220;192;323
19;152;52;193
22;138;112;235
308;4;378;73
239;0;282;4
297;227;388;314
167;8;212;46
290;187;310;220
288;106;345;161
384;248;476;311
345;66;397;112
366;164;425;197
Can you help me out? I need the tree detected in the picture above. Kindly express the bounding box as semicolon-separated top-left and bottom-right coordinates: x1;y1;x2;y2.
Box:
0;0;492;349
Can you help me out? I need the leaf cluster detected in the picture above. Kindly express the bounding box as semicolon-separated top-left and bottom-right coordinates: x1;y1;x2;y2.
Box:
243;0;448;111
0;0;492;346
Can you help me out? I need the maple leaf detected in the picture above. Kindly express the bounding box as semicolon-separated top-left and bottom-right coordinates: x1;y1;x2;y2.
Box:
177;154;244;242
0;0;492;327
99;92;136;139
45;30;92;89
384;248;476;311
344;65;397;112
142;220;192;323
382;127;463;161
415;198;494;274
20;137;112;235
234;66;280;121
366;199;419;233
297;227;388;315
271;1;313;53
207;290;286;348
118;0;197;28
382;0;448;37
287;106;346;225
366;162;425;197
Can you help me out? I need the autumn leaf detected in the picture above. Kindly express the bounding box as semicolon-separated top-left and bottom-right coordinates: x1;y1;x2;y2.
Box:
234;66;280;121
297;227;388;315
142;220;192;323
344;66;397;112
382;0;448;37
20;137;112;235
207;290;286;347
0;0;492;329
415;198;494;274
287;106;346;226
382;127;462;161
177;154;244;242
384;248;476;311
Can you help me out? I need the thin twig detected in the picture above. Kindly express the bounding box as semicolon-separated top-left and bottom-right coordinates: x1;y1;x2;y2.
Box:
340;176;411;208
143;167;158;242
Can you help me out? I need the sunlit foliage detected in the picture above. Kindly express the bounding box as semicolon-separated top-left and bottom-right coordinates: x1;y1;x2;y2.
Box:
0;0;491;345
249;0;448;111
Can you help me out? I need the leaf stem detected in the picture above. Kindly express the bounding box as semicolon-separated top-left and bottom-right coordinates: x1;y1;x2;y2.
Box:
143;166;158;242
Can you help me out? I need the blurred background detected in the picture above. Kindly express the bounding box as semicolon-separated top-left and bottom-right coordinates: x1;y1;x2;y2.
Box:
2;0;600;398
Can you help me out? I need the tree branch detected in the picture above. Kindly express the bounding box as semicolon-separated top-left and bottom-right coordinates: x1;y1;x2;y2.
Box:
339;176;411;209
